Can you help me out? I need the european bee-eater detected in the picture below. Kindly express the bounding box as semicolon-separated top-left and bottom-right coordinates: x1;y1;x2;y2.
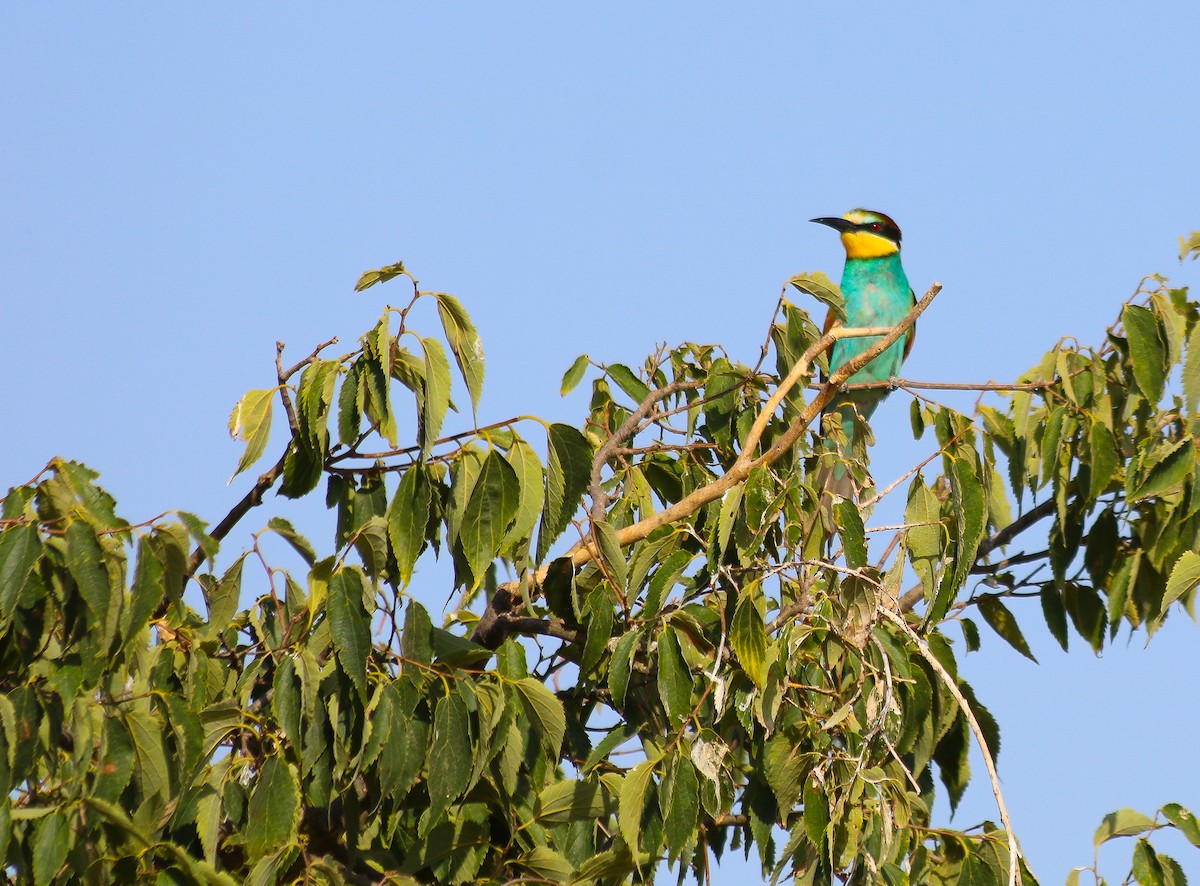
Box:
810;209;915;503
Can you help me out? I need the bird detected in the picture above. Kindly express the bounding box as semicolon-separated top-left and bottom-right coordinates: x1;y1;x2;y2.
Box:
810;209;916;506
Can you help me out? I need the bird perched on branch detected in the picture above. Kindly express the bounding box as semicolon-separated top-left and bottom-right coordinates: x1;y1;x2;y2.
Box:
810;209;915;505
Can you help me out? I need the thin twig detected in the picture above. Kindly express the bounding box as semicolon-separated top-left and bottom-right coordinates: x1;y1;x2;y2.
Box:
877;606;1023;886
472;283;943;645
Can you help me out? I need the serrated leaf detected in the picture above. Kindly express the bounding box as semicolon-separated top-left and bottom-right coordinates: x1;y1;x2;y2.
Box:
32;808;69;886
1184;323;1200;416
560;354;589;396
66;521;111;633
228;388;275;477
354;260;406;292
535;779;615;824
594;520;627;593
789;271;845;323
977;595;1037;662
513;677;565;756
644;549;693;619
537;423;593;562
388;466;433;589
425;692;472;829
1161;551;1200;614
1094;808;1157;847
338;361;362;446
607;632;638;709
266;516;317;566
835;499;867;569
460;451;520;589
501;436;544;555
1161;802;1200;846
435;292;485;417
618;758;656;852
661;753;699;857
657;627;693;725
607;363;651;406
1088;420;1120;498
581;587;614;678
419;336;452;459
1040;586;1069;652
0;523;39;617
731;586;768;689
246;756;300;862
1124;304;1167;405
1180;231;1200;262
1130;438;1194;502
328;568;371;699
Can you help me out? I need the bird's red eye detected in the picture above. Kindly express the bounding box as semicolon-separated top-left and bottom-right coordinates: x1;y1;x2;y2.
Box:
869;223;882;231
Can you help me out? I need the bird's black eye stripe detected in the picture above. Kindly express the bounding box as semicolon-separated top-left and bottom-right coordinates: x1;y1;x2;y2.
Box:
857;220;900;242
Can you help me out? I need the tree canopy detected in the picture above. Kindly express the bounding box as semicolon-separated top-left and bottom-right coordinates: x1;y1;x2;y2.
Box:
2;238;1200;885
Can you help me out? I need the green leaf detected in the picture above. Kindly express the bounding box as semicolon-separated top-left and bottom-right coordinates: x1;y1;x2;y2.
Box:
513;677;566;757
501;436;544;555
1130;438;1194;502
607;364;651;406
0;523;39;617
402;599;434;664
128;536;166;642
607;632;638;709
328;568;371;699
906;477;946;616
337;361;361;446
1040;586;1069;652
425;691;472;828
66;520;111;631
246;756;300;862
657;627;693;726
731;586;768;689
644;549;693;619
1132;837;1165;886
419;336;453;459
388;466;433;589
228;388;275;477
1179;231;1200;262
265;516;317;567
32;808;69;886
126;710;169;800
1184;322;1200;416
835;499;867;569
789;271;845;323
560;354;589;396
535;779;615;824
1064;582;1107;654
661;753;699;857
1161;802;1200;847
618;758;657;852
460;451;520;589
580;587;614;678
1124;304;1167;405
1161;551;1200;615
803;778;829;846
537;423;593;562
1088;420;1120;498
354;260;406;291
1094;808;1157;847
435;292;485;417
977;595;1037;663
594;520;627;594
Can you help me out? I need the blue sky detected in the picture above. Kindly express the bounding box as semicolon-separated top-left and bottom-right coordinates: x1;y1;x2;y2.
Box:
3;4;1198;882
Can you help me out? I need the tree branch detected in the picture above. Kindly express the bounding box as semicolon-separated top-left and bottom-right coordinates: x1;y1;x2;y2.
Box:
877;607;1023;886
473;283;942;646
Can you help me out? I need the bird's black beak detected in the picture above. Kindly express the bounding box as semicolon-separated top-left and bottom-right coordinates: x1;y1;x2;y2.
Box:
811;217;854;233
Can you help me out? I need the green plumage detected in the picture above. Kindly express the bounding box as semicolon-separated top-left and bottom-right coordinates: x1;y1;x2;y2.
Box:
811;210;916;502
